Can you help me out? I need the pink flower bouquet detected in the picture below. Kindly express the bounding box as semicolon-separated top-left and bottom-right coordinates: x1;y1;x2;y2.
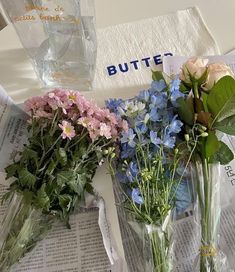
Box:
0;89;126;271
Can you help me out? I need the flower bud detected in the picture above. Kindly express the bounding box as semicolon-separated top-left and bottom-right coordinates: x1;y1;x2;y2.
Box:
185;134;190;142
200;132;208;137
200;125;207;131
180;57;208;85
103;149;109;155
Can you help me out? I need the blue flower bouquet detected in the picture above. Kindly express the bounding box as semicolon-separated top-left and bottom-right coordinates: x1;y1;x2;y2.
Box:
106;74;192;272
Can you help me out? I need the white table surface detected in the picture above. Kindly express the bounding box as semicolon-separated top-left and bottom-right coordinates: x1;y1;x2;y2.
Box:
0;1;235;267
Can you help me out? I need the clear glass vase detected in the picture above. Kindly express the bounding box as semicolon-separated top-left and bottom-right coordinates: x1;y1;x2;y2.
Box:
194;160;227;272
144;212;174;272
1;0;97;91
0;192;54;271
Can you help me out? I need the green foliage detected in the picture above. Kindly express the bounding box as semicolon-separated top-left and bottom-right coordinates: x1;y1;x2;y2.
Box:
214;115;235;135
18;169;36;189
34;184;50;211
209;141;234;165
152;70;165;81
205;132;220;159
176;97;194;125
3;117;108;225
207;76;235;122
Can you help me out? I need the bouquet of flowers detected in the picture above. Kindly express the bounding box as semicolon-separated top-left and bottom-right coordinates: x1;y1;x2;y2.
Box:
179;58;235;272
0;89;126;271
107;58;235;272
106;75;193;272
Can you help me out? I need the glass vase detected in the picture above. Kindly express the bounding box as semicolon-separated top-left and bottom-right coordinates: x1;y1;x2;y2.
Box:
1;0;97;91
0;192;54;271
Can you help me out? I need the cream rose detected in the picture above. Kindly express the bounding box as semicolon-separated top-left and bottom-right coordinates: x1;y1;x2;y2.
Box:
180;57;208;84
203;63;234;90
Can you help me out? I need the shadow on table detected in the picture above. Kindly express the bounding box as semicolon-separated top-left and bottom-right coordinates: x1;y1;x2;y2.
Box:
0;48;41;102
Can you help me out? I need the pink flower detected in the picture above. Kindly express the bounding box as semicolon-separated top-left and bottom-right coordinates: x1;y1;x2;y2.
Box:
99;123;112;139
121;120;129;132
34;110;53;119
25;96;47;112
59;121;76;140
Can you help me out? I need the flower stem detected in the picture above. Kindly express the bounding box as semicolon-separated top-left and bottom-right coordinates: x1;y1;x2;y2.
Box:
196;159;220;272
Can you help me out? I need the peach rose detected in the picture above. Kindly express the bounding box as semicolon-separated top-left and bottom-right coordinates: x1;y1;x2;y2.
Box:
203;63;234;90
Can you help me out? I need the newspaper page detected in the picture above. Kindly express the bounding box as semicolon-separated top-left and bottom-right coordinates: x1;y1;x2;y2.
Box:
0;87;120;272
162;54;235;271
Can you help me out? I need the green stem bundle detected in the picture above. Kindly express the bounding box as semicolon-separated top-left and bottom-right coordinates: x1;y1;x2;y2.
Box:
0;193;54;272
195;159;221;272
145;213;173;272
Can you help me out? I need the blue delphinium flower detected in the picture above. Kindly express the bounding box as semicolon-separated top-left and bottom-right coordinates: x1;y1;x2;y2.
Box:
150;79;167;93
168;115;183;134
163;134;176;149
135;121;148;134
170;78;185;106
120;143;135;159
121;128;136;148
150;93;167;110
138;90;150;102
126;162;139;182
149;108;161;122
105;98;124;115
131;188;144;205
116;171;129;184
150;131;162;146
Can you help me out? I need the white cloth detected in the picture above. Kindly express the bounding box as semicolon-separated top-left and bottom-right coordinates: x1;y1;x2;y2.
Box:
91;7;220;104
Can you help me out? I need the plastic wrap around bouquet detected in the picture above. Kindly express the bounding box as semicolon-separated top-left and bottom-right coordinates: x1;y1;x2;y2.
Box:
1;0;97;90
106;59;235;272
179;59;235;272
0;89;126;271
106;75;193;272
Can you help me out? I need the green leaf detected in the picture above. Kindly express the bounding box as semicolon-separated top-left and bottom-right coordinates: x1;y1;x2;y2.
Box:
56;171;74;187
152;71;164;81
34;184;50;211
57;148;67;166
69;173;87;194
210;141;234;165
5;163;19;179
18;168;36;188
85;183;94;195
205;132;220;158
22;190;33;205
59;195;72;213
207;76;235;122
176;97;194;125
214;115;235;135
201;92;209;112
46;159;57;175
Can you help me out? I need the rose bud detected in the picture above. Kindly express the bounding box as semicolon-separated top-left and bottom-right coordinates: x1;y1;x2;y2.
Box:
180;57;209;85
203;63;234;91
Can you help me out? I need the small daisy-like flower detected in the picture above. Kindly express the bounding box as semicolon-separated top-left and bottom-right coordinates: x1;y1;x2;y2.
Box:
99;123;112;139
59;121;76;140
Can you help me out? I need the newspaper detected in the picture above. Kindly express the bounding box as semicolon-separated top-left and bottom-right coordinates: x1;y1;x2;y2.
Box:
0;88;122;272
162;55;235;271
